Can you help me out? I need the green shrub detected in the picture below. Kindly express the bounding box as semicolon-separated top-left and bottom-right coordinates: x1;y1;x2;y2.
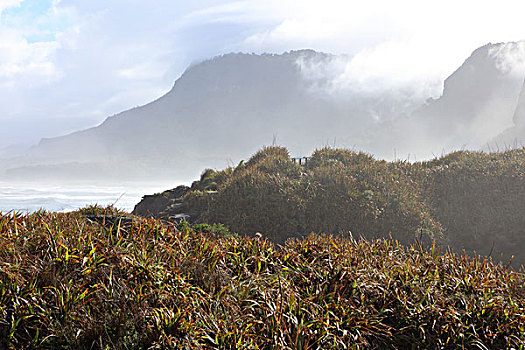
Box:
185;147;442;246
244;145;291;167
178;146;525;265
76;203;127;216
192;223;230;235
425;149;525;264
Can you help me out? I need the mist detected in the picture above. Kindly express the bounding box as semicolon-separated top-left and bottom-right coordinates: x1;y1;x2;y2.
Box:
3;3;525;346
1;41;524;191
1;1;525;215
2;0;525;150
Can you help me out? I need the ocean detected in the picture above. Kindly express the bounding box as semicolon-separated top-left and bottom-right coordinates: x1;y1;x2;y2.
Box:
0;182;176;213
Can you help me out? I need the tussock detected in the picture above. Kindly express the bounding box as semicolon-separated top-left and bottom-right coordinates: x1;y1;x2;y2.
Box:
0;209;524;348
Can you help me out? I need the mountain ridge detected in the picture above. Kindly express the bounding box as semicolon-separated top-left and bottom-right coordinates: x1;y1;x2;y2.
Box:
3;42;525;182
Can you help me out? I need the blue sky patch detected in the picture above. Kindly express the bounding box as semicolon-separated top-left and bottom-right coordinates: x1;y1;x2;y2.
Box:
3;0;54;18
2;0;69;43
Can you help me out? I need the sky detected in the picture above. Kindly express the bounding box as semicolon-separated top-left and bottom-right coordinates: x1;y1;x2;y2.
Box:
0;0;524;149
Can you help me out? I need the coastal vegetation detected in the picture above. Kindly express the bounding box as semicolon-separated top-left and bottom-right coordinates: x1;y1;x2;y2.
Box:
158;146;525;266
0;209;524;348
2;146;525;348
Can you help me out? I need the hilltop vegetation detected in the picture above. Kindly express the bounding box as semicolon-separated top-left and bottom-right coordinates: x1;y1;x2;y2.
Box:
1;210;524;348
142;146;525;266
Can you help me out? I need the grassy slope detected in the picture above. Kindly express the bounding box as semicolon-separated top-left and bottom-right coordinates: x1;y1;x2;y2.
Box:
1;210;524;349
184;146;525;265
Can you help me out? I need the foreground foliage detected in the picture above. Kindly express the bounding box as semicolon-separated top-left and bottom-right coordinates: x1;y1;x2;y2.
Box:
1;210;524;349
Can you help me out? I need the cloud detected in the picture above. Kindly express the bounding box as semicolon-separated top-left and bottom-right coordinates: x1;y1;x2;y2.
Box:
1;0;525;150
0;0;22;13
490;41;525;78
0;31;59;81
240;0;525;93
0;0;75;84
295;40;448;100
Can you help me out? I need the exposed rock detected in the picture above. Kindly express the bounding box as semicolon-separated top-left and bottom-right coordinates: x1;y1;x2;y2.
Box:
368;41;525;158
490;78;525;148
133;185;190;219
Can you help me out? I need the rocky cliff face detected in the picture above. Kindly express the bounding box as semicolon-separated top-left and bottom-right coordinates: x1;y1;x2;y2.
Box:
365;42;525;158
133;185;191;220
490;79;525;148
513;80;525;127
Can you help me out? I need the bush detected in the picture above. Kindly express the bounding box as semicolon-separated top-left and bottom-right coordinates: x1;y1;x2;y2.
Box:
425;149;525;264
186;147;441;246
1;212;523;348
178;146;525;265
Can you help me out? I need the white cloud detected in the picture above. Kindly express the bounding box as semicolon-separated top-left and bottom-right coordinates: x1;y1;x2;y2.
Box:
0;30;60;80
490;41;525;78
0;0;22;13
0;0;72;85
241;0;525;93
1;0;525;149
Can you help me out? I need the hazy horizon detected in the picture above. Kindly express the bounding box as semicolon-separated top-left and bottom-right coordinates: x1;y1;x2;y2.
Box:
1;0;525;149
